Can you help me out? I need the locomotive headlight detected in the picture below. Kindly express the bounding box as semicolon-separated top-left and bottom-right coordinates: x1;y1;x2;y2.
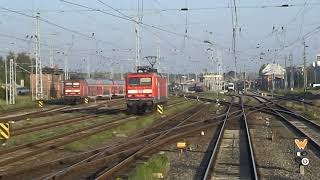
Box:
143;89;152;93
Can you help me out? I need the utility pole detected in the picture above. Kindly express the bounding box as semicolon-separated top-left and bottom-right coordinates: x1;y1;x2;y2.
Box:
9;59;15;104
26;35;35;100
5;58;8;104
272;72;275;98
156;34;161;71
243;65;246;94
35;12;43;100
303;41;307;92
289;53;294;91
86;56;90;79
64;53;68;80
49;48;54;68
135;0;143;68
284;55;288;90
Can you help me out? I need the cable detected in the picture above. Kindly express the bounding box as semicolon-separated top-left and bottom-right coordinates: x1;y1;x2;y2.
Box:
0;6;118;47
60;0;204;42
97;0;185;51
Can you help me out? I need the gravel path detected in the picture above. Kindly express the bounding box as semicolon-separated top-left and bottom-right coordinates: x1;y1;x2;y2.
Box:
248;112;320;180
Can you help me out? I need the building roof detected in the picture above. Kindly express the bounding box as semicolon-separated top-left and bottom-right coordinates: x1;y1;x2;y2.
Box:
262;64;285;76
41;67;64;74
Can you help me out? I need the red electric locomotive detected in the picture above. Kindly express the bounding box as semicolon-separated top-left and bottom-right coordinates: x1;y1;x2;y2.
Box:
63;79;88;104
125;66;168;113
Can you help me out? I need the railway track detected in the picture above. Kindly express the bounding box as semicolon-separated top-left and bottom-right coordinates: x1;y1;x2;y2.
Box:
0;106;70;123
247;94;320;157
0;98;196;178
0;98;125;123
198;96;258;180
10;98;186;137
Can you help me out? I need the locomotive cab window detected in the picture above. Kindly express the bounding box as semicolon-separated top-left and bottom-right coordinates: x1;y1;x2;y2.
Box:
65;82;73;87
73;82;80;87
128;77;152;86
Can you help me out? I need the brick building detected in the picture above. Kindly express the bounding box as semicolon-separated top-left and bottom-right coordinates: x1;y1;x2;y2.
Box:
30;67;64;99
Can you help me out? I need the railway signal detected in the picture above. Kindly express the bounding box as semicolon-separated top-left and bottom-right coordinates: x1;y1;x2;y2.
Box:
294;138;309;175
157;105;164;115
0;123;10;142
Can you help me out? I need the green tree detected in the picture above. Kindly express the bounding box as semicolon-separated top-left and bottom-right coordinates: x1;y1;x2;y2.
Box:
0;56;5;84
258;64;267;77
1;52;34;88
14;52;34;88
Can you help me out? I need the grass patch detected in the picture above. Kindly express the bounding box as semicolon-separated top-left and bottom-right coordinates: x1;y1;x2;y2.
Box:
284;102;320;122
0;95;35;110
128;154;169;180
64;101;196;152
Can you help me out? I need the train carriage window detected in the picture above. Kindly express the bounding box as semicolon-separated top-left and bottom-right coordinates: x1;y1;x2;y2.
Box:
128;77;152;86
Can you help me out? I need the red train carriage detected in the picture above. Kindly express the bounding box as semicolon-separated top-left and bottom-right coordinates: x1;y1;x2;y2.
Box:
126;66;168;113
86;79;114;99
112;80;126;97
63;79;125;104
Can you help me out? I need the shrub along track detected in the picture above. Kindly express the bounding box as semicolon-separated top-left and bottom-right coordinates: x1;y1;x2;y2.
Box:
0;98;192;179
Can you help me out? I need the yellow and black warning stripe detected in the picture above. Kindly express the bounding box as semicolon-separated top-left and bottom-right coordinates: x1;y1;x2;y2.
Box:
0;123;10;140
157;105;164;115
38;100;44;108
84;97;89;104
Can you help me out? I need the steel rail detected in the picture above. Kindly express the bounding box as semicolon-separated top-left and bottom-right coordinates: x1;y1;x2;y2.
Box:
201;97;234;180
251;95;320;158
240;96;259;180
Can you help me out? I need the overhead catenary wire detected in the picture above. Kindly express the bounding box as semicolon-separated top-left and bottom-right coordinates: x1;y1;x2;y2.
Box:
0;6;119;48
1;2;320;13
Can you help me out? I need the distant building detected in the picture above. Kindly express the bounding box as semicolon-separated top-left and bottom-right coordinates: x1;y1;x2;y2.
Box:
203;73;224;91
224;71;239;82
261;64;285;90
30;67;64;99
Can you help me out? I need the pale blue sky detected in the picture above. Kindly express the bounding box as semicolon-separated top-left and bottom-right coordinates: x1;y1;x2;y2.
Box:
0;0;319;73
